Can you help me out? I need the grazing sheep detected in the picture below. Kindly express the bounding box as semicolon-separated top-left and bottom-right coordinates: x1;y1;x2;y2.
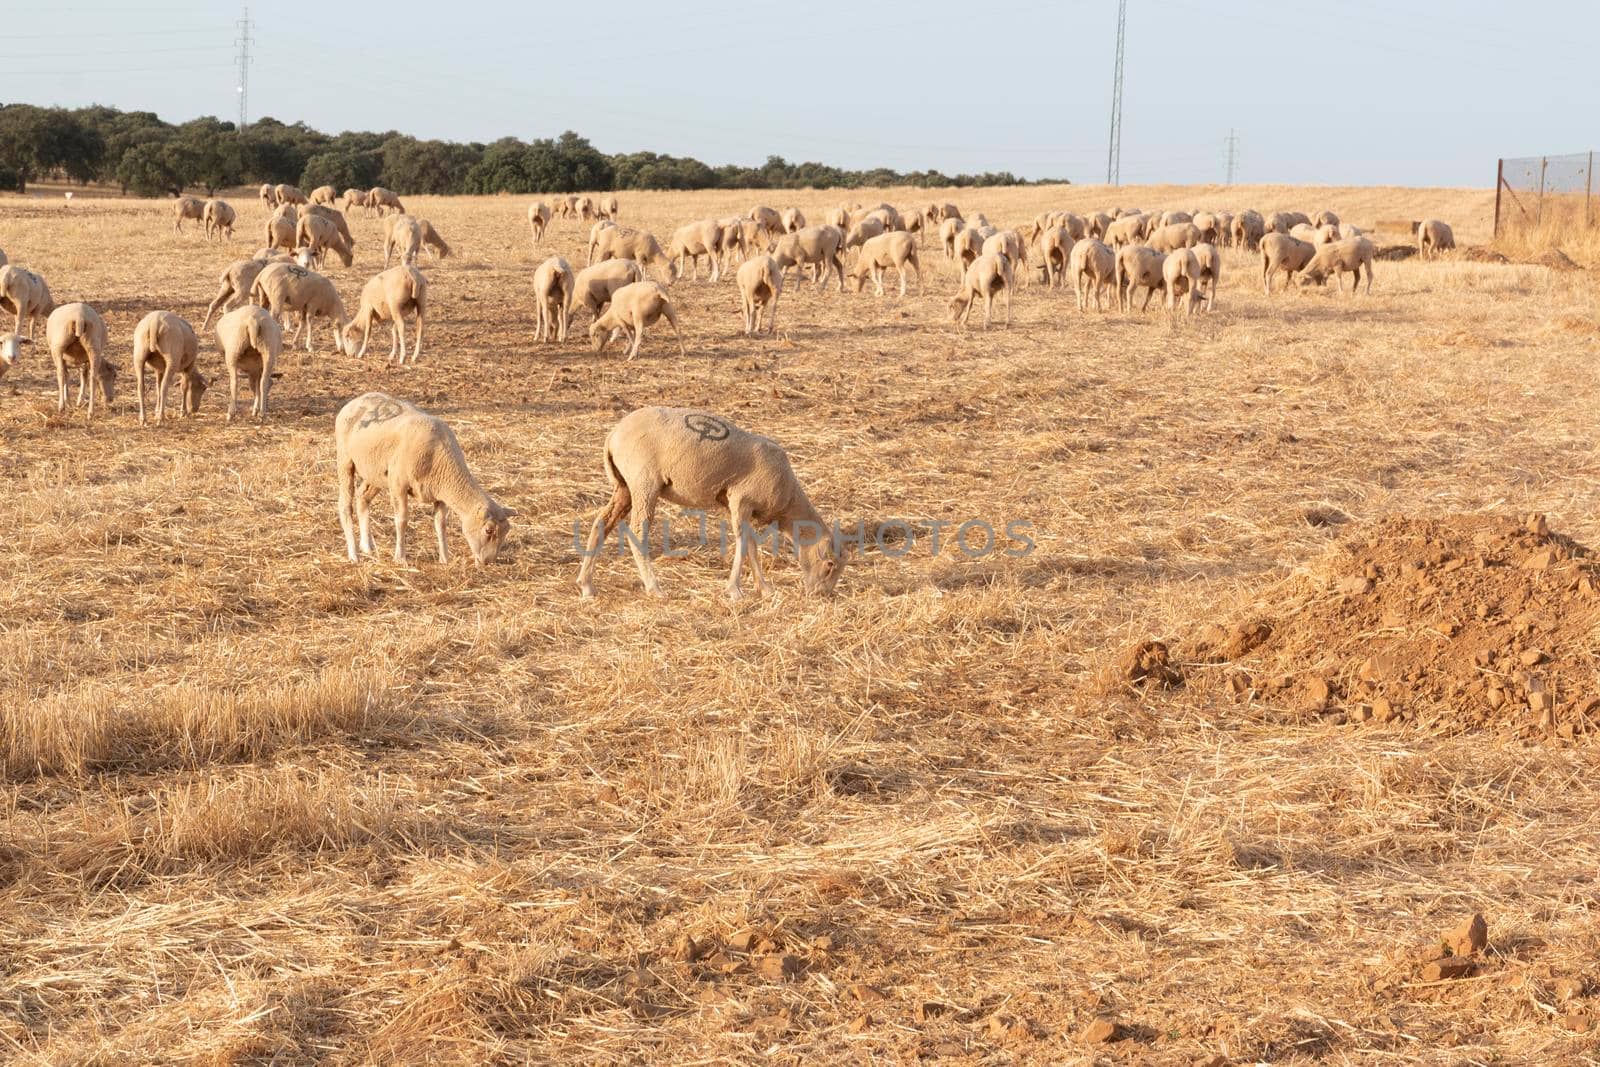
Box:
202;259;268;328
215;305;280;421
1313;209;1340;229
1418;218;1455;259
749;205;784;239
781;207;806;233
933;202;961;223
737;254;783;336
1192;211;1221;244
528;200;553;245
570;258;645;327
1290;222;1322;245
600;194;620;220
310;185;338;206
365;187;403;216
715;215;749;265
1070;238;1117;312
939;217;965;260
174;196;205;233
532;256;574;343
949;226;987;268
1162;249;1203;316
384;214;423;268
0;331;28;380
591;226;677;283
575;195;596;221
1193;242;1222;310
1314;223;1340;245
1038;226;1074;288
47;302;116;419
847;231;922;297
259;183;277;209
981;230;1028;284
901;210;925;244
304;203;356;247
668;219;726;282
297;213;355;268
1159;210;1194;227
1087;211;1114;239
843;215;887;250
1232;209;1265;251
772;225;846;291
575;406;844;600
344;265;429;363
587;219;618;265
341;188;366;213
203;198;236;240
1114;245;1167;311
1105;214;1147;248
275;184;308;206
949;252;1014;330
264;210;298;254
826;204;850;230
1260;232;1318;294
335;392;514;566
558;195;579;218
0;265;54;338
590;281;685;360
1267;210;1311;234
1298;236;1376;294
249;262;349;352
417;218;451;261
1213;211;1234;248
131;310;206;425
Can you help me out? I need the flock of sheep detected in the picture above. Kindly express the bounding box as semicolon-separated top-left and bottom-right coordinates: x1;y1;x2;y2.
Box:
0;186;1459;599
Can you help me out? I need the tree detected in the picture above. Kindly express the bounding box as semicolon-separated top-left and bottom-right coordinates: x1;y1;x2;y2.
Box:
0;105;104;192
301;149;381;193
115;142;186;197
175;117;241;193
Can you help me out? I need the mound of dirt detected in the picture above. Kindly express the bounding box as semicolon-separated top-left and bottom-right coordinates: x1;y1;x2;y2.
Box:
1531;248;1583;271
1374;244;1417;261
1180;514;1600;738
1461;245;1510;263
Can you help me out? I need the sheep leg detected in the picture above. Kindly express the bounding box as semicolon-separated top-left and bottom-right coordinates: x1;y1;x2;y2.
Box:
832;253;845;292
303;313;314;353
622;488;663;596
357;484;379;554
157;362;174;424
725;499;753;601
390;487;410;564
556;304;567;344
911;259;922;295
766;293;778;336
135;361;149;426
389;321;403;366
433;502;449;562
626;322;644;362
227;364;240;422
412;310;424;362
576;482;632;598
202;286;229;329
253;367;268;419
338;456;360;561
53;355;68;413
661;304;686;357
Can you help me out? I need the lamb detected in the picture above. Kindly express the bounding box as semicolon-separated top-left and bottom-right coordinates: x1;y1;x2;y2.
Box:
1038;226;1074;288
528;200;552;245
335;392;514;565
174;196;205;232
202;259;268;328
1192;242;1222;310
1417;218;1455;259
1162;249;1203;316
737;254;783;335
259;183;277;209
590;281;685;360
365;187;403;216
668;219;725;281
575;406;844;600
384;215;423;267
948;252;1014;329
274;184;308;206
341;188;366;213
780;207;806;233
843;215;887;250
249;262;349;352
1105;214;1147;248
1069;238;1117;311
749;205;784;240
532;256;574;343
1232;209;1265;250
47;302;116;419
591;226;677;283
1114;245;1167;311
570;258;645;327
203;198;236;240
772;225;846;291
344;265;429;363
981;230;1028;284
215;305;280;421
310;185;338;206
846;231;922;297
0;265;54;338
131;310;206;425
297;213;355;268
1260;232;1318;294
1298;236;1376;294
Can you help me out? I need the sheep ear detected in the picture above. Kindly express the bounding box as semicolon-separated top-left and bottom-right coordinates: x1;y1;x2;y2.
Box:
501;507;518;518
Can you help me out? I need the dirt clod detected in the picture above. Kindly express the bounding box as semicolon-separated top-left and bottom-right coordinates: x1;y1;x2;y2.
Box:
1448;913;1488;956
758;954;801;981
1082;1017;1123;1043
850;982;887;1004
1115;641;1184;688
1422;957;1475;981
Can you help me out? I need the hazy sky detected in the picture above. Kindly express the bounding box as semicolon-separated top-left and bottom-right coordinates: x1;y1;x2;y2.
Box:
4;1;1595;187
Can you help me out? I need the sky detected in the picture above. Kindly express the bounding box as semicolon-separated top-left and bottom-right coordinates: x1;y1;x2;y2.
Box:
2;0;1596;188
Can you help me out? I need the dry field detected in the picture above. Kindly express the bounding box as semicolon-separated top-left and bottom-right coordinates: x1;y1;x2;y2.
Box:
3;182;1600;1064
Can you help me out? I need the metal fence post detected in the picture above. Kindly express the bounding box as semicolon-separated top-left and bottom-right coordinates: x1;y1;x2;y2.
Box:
1587;151;1594;228
1537;157;1547;225
1495;158;1504;238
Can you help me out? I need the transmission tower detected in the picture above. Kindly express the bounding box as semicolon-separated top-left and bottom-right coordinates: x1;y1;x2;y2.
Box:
1224;128;1239;185
1106;0;1126;186
235;5;254;132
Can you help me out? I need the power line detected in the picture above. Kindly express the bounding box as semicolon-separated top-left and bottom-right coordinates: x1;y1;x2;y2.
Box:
235;4;253;133
1224;128;1239;184
1106;0;1126;186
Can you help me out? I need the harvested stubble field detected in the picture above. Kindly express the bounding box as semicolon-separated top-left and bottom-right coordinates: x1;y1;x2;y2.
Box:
3;181;1600;1064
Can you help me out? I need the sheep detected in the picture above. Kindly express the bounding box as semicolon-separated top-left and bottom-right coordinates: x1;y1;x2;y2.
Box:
1213;211;1234;248
933;202;961;223
780;207;806;233
528;200;553;245
939;217;964;259
737;254;783;336
336;392;514;566
264;210;298;254
749;205;784;240
1290;222;1322;245
365;187;403;216
0;265;54;338
258;183;277;209
1313;223;1341;245
715;216;749;265
948;252;1014;330
1192;211;1221;244
275;184;308;206
668;219;726;282
532;256;574;343
1114;245;1167;312
1418;218;1455;259
344;265;429;363
1162;249;1203;316
1192;242;1222;310
1087;211;1114;239
417;219;451;261
1298;236;1376;295
587;219;618;265
1338;223;1365;240
1267;210;1310;234
1313;209;1340;229
590;281;685;360
297;213;355;268
843;215;887;250
575;406;844;600
559;195;579;218
951;225;985;268
384;215;423;268
591;226;677;283
981;230;1028;284
1052;211;1088;241
772;225;846;291
0;331;28;380
600;194;620;220
131;310;206;426
304;202;356;246
310;185;338;206
341;188;366;213
47;302;116;419
865;205;900;229
968;212;991;230
174;196;205;232
570;258;645;327
249;262;349;352
900;210;925;244
1070;238;1117;312
1038;226;1074;288
202;259;268;329
846;231;922;297
215;305;280;421
826;204;850;230
1105;214;1147;248
575;194;596;221
1159;210;1194;227
1232;209;1265;251
1260;232;1318;294
203;198;236;240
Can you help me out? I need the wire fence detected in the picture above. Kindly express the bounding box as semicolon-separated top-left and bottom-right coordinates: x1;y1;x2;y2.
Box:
1495;151;1596;238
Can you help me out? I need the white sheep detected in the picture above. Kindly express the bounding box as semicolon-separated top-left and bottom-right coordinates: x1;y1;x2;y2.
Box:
1162;249;1203;316
264;206;298;254
1298;236;1376;294
1290;222;1322;245
533;256;574;343
1148;222;1202;252
1038;226;1073;288
202;259;267;329
591;226;677;283
570;258;646;327
1232;209;1265;250
1192;242;1221;310
528;200;553;245
1070;238;1116;311
274;184;308;206
310;185;337;206
341;188;366;213
131;310;206;425
951;225;985;267
600;194;620;219
781;207;806;233
249;262;349;352
0;264;55;338
749;205;784;240
203;198;236;240
587;219;618;265
1105;214;1147;248
590;281;685;360
981;230;1028;284
335;392;514;565
343;265;429;364
365;187;404;216
258;183;277;210
772;225;846;291
846;231;922;297
574;406;844;600
668;219;725;282
215;304;280;421
1114;245;1166;311
174;196;205;233
949;252;1014;329
47;302;116;419
384;215;423;268
1313;209;1340;229
0;331;28;381
1417;219;1455;258
939;217;965;259
737;254;783;336
297;213;354;268
1260;232;1317;294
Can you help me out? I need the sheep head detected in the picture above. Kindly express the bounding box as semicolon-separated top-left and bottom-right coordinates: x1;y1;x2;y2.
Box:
0;333;31;367
464;502;516;564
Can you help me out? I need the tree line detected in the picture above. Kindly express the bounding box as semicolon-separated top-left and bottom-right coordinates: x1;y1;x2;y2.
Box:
0;103;1046;197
